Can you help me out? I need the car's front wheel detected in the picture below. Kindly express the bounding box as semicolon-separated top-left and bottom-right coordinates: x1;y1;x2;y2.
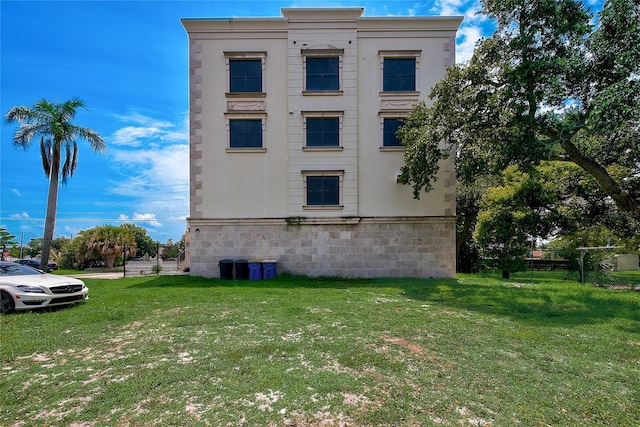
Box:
0;291;15;314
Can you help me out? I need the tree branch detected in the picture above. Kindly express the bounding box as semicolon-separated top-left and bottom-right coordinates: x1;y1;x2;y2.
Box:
560;139;640;221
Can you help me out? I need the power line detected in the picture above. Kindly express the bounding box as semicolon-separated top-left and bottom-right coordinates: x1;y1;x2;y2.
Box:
0;217;188;223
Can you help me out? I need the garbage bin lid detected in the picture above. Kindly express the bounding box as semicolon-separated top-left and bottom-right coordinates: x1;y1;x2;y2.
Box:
262;259;278;263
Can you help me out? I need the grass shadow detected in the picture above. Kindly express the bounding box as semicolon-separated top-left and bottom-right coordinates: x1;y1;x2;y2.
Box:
121;273;640;327
401;278;640;327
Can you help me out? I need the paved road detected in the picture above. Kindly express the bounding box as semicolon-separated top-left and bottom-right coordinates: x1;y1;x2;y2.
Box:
69;272;124;279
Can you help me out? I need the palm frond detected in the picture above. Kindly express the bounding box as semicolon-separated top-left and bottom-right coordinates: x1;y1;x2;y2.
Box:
61;98;87;120
71;140;79;176
61;141;73;183
74;126;106;153
60;139;79;183
4;106;36;125
33;99;56;115
40;137;52;178
6;97;104;182
13;123;45;148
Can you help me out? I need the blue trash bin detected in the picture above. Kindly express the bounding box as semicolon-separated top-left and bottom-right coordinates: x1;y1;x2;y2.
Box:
248;260;263;280
262;260;277;279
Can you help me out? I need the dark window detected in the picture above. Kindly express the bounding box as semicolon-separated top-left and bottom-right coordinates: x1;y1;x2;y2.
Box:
306;118;339;147
307;176;339;206
383;118;404;147
229;59;262;93
383;58;416;91
230;119;262;148
306;57;339;91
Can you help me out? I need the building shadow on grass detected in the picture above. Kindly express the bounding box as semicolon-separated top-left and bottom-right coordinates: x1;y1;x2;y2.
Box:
126;273;640;328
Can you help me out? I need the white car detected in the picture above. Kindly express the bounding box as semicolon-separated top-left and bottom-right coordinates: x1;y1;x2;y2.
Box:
0;261;88;314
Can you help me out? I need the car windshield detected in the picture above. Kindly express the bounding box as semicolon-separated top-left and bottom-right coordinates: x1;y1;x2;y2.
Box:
0;264;43;276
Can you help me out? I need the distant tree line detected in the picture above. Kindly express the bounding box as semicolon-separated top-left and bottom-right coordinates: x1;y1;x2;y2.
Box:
0;225;185;270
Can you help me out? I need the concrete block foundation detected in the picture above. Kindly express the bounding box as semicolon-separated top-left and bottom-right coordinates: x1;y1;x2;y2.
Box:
188;217;455;278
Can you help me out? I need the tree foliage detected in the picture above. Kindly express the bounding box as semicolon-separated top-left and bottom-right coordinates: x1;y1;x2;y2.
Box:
4;98;105;270
75;225;136;268
161;234;186;259
121;223;157;259
474;165;563;277
0;228;17;260
400;0;639;216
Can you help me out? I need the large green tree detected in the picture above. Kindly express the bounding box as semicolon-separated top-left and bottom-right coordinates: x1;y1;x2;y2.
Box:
475;165;566;278
121;223;157;259
75;225;136;268
4;98;105;271
400;0;639;229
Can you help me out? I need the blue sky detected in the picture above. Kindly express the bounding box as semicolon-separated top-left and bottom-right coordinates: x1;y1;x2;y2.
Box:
0;0;601;245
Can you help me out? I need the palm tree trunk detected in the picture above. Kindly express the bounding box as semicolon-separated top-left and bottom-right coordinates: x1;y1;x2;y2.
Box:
40;144;61;270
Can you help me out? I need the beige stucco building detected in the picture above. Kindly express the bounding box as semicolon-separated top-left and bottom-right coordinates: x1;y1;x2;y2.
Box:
182;8;462;278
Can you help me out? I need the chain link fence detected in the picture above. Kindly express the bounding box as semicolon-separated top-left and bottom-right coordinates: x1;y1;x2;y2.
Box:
578;247;640;290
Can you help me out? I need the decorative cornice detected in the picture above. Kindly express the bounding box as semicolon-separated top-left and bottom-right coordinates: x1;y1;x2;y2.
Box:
187;216;456;226
226;100;266;111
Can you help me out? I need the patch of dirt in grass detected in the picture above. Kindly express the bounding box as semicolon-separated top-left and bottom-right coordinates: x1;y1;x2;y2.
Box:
254;390;283;412
341;392;370;406
456;405;492;427
383;336;425;355
283;409;353;426
33;396;94;422
508;282;536;288
379;335;454;372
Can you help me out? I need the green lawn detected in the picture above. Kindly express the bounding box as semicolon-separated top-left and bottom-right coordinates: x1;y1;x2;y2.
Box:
1;273;638;426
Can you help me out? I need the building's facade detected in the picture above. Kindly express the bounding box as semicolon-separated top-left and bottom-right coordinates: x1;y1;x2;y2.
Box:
182;8;462;278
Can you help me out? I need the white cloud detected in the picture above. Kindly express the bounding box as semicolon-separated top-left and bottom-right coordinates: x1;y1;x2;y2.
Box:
107;111;189;236
428;0;493;64
110;143;189;189
110;112;187;147
11;189;22;197
9;212;29;219
434;0;468;16
112;126;162;146
119;212;162;227
114;112;173;128
456;25;483;63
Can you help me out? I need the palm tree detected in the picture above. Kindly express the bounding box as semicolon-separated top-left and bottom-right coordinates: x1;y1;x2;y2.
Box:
4;98;105;270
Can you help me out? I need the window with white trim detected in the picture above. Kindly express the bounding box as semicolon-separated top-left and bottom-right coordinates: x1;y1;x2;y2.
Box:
378;113;408;150
379;50;421;93
302;170;344;209
302;111;343;149
224;51;266;95
302;49;343;93
383;118;404;147
225;113;266;151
